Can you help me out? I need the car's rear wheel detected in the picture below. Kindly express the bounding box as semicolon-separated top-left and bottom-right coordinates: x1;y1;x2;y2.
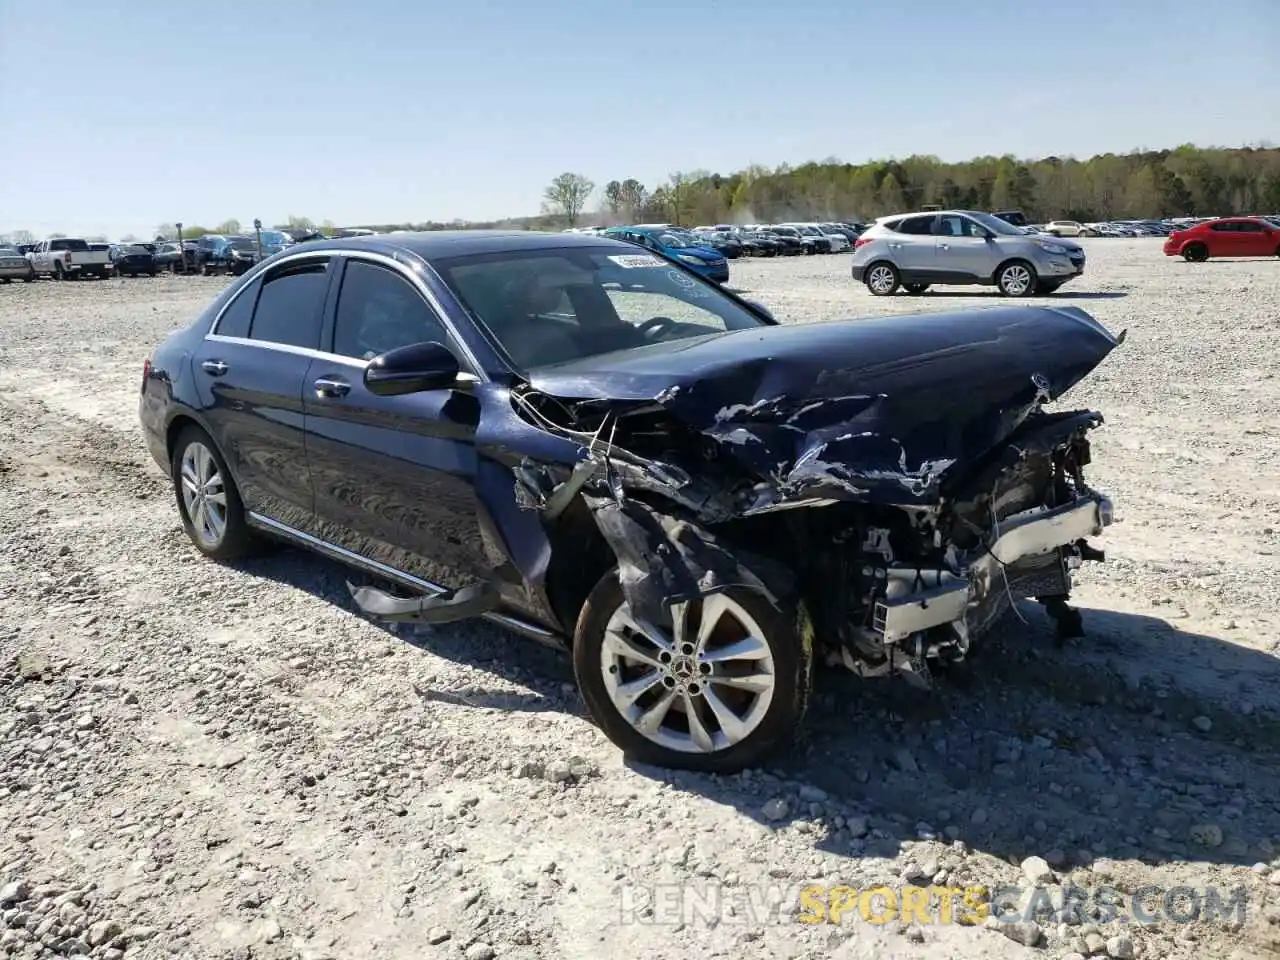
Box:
573;571;811;773
171;426;256;562
53;262;65;281
865;262;901;296
903;282;930;295
996;260;1037;297
1183;243;1209;262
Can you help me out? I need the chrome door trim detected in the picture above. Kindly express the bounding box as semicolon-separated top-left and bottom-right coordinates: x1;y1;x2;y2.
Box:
246;512;564;648
206;248;488;379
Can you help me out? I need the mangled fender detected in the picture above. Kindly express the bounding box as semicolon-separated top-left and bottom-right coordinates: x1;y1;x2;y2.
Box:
582;493;795;626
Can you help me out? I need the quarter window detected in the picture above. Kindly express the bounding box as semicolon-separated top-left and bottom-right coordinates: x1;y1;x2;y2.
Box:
332;259;452;360
247;260;329;349
213;279;260;339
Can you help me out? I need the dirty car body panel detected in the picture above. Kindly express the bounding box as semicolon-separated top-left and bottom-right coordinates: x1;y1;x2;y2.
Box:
139;231;1122;770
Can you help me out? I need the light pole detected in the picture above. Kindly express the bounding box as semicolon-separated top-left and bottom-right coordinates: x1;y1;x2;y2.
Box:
176;222;184;274
253;218;262;262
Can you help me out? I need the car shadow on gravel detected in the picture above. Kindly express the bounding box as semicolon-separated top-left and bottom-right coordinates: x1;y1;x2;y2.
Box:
233;547;577;714
912;290;1129;301
235;546;1280;873
650;602;1280;875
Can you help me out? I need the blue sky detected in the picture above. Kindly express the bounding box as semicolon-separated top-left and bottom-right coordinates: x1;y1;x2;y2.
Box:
1;0;1276;239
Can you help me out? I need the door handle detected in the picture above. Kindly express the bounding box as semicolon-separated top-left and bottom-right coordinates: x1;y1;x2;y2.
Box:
938;243;950;250
201;359;228;376
314;376;351;398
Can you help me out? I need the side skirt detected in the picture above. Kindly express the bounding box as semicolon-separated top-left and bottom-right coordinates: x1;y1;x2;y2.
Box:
246;512;568;650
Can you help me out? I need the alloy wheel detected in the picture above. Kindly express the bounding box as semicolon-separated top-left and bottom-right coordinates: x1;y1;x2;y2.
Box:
179;441;228;548
867;265;898;295
600;593;776;755
1000;264;1033;296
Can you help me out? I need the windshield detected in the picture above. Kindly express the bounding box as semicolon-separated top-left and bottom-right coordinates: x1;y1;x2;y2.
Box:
966;212;1026;236
433;246;767;371
120;244;149;253
655;233;691;248
228;238;257;250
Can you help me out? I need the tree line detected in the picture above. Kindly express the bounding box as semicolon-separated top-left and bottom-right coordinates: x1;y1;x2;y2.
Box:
5;144;1278;244
541;144;1280;227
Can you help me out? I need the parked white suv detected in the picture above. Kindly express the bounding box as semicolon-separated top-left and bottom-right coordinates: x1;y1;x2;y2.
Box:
849;210;1087;297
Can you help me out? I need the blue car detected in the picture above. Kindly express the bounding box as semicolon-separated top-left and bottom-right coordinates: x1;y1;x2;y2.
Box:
602;226;729;283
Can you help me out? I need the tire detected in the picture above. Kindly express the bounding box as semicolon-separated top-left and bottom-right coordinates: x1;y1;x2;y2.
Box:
1034;280;1063;295
149;270;158;277
573;570;812;773
1183;243;1209;263
170;425;257;562
996;260;1037;297
0;278;9;284
864;261;901;296
53;262;65;281
902;282;930;295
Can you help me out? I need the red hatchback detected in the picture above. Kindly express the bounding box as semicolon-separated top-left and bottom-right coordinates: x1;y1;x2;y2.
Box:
1163;217;1280;262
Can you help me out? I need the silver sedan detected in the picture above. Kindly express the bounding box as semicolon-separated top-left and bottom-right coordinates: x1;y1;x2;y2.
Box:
0;247;35;283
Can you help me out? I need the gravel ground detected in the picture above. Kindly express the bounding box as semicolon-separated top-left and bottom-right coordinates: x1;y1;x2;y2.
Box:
1;239;1279;960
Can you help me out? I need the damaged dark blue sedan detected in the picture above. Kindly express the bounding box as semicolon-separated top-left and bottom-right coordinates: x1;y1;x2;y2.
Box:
139;230;1121;772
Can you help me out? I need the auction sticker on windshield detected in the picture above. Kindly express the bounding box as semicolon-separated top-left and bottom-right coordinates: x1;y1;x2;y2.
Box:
608;254;666;268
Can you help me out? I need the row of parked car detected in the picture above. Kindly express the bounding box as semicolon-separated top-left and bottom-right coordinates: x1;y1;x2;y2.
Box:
569;221;868;259
1030;216;1280;238
2;227;339;282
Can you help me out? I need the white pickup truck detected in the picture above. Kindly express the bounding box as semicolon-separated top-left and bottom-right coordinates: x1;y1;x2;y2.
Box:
27;238;112;280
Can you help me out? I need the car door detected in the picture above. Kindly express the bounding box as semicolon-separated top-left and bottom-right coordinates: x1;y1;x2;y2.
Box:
302;254;492;590
888;214;938;279
193;254;335;532
1206;220;1243;257
1233;219;1270;256
933;213;994;280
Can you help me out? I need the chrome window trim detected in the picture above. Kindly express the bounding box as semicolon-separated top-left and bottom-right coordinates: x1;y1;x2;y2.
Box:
205;247;488;380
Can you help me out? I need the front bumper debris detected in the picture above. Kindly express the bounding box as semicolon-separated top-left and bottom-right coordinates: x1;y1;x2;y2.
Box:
874;493;1114;645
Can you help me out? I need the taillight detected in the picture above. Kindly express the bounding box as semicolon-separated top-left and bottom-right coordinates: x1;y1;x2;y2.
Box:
854;237;873;249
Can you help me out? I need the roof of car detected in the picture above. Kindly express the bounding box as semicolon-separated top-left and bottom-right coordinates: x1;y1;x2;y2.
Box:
288;230;629;260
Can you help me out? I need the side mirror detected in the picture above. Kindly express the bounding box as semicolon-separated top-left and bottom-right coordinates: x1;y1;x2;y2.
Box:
364;341;461;396
745;299;775;321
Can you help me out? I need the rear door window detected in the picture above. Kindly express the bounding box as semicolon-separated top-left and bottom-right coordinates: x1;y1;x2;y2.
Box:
247;259;331;349
897;216;935;235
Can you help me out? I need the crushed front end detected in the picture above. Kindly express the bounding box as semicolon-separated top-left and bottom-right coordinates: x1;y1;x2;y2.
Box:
799;410;1114;687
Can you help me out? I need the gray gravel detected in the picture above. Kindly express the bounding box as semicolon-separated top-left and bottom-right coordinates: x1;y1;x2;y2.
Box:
1;240;1279;960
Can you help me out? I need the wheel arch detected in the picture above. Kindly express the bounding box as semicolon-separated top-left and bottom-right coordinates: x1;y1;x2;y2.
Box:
991;256;1036;283
543;493;615;644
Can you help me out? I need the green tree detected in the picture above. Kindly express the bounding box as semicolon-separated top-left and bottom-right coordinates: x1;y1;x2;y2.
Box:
215;219;241;235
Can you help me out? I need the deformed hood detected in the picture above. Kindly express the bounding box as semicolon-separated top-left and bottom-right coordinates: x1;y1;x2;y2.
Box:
528;305;1122;505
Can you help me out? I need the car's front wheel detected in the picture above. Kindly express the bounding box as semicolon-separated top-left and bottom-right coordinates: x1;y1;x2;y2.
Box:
1183;243;1209;262
171;426;256;562
996;260;1037;297
573;571;811;773
864;262;901;296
